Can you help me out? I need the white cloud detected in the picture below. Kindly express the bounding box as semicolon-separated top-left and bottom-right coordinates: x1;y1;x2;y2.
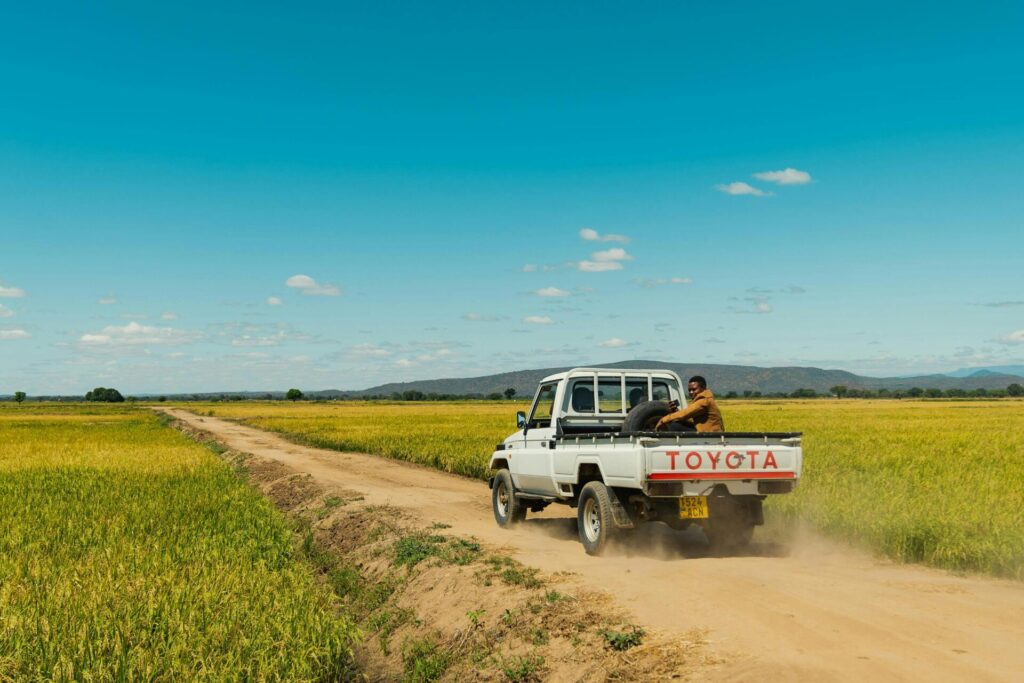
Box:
574;247;632;272
230;330;291;347
350;343;392;357
580;228;629;243
523;316;554;325
715;182;770;197
415;348;455;362
731;296;773;314
0;329;29;340
98;296;117;305
994;330;1024;345
576;261;623;272
396;358;417;367
160;312;177;320
0;283;26;298
535;287;570;297
285;274;342;296
522;264;538;272
599;338;630;348
79;321;201;347
267;297;283;306
753;168;812;185
977;301;1024;308
590;248;633;262
0;304;13;318
636;277;692;288
463;313;500;322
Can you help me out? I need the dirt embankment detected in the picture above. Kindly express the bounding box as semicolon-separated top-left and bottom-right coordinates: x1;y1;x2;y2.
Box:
161;408;1024;683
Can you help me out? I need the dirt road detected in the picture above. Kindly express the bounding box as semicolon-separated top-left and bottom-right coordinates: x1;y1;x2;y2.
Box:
163;408;1024;682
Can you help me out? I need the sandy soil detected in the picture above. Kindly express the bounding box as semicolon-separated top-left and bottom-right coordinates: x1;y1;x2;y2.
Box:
162;408;1024;682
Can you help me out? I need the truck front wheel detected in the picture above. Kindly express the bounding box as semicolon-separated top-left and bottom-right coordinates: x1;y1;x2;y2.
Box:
577;481;616;555
492;469;526;527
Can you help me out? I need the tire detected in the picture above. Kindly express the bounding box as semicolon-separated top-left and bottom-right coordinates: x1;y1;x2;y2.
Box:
620;400;695;434
577;481;616;555
704;499;755;553
492;469;526;527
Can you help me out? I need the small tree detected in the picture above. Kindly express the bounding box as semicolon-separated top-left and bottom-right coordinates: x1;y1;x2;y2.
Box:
13;391;26;404
286;388;304;401
830;385;848;398
503;387;517;400
85;387;125;403
1008;383;1024;397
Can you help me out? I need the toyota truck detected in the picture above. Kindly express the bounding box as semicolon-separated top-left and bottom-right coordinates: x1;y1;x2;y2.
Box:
488;368;802;555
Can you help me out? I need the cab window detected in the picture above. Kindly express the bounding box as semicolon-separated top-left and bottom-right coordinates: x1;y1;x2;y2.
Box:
597;378;624;414
625;377;648;409
529;382;558;428
567;379;595;414
652;381;672;401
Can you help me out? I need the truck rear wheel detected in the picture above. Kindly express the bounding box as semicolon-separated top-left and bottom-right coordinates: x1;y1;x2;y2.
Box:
492;469;526;527
577;481;616;555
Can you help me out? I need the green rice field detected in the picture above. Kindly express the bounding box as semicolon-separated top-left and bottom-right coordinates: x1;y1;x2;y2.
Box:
0;404;358;682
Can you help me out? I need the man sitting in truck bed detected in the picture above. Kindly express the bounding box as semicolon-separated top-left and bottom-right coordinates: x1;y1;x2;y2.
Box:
655;375;725;432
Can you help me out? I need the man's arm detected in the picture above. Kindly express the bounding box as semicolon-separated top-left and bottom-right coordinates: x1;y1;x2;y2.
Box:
656;396;708;429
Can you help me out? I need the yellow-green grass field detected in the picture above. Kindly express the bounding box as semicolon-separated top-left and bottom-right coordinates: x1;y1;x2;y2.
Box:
196;399;1024;580
0;404;358;682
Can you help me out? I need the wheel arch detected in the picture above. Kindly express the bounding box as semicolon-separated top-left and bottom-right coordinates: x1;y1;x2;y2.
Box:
575;459;605;485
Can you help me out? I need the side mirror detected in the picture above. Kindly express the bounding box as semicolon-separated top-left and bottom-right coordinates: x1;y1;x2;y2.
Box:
516;411;527;429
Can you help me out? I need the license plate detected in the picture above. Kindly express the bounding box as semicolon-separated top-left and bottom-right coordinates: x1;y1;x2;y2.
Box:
678;496;709;519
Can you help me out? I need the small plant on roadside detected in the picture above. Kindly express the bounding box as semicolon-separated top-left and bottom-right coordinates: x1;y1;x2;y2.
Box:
402;637;451;682
600;626;646;651
483;555;543;588
497;654;544;682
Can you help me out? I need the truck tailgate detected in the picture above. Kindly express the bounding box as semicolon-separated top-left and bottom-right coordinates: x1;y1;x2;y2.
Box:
645;444;801;481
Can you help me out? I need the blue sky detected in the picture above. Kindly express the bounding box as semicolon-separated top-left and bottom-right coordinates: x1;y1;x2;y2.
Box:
2;1;1023;394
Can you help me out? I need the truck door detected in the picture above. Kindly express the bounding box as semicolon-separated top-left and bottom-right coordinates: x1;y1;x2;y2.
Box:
512;381;559;495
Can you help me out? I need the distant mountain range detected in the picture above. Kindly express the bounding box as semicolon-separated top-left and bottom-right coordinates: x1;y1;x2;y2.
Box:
333;360;1024;398
16;361;1021;400
945;365;1024;378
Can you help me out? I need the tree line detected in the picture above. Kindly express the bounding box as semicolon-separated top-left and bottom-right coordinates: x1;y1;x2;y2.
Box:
7;383;1024;402
716;384;1024;399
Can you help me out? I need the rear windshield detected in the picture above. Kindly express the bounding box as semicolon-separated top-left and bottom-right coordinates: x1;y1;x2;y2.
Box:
597;378;623;413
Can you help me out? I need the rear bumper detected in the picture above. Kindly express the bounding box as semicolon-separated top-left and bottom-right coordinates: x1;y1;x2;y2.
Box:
645;477;797;497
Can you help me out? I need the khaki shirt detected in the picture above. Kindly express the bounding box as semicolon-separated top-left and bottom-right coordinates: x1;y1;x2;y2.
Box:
659;389;725;432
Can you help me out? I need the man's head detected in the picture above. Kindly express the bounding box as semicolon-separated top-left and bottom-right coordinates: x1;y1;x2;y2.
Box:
687;375;707;398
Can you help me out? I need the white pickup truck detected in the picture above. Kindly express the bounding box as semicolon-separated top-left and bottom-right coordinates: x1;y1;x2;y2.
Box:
488;368;802;555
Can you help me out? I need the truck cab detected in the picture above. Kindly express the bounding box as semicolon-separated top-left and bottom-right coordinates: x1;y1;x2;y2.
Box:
506;368;686;495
